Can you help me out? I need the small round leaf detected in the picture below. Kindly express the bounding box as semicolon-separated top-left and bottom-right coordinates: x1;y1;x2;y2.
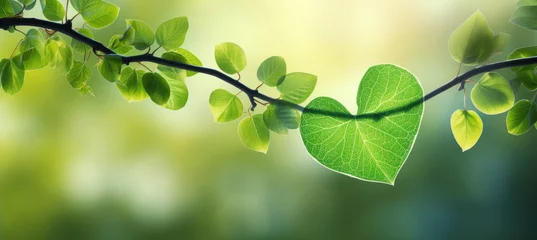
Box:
238;114;270;154
450;109;483;152
209;89;243;123
257;56;286;87
471;72;515;115
142;72;170;105
506;100;537;135
214;42;246;74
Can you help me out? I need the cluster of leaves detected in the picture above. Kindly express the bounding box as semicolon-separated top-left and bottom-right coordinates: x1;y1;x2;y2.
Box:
0;0;319;155
448;7;537;152
210;42;317;153
1;0;536;185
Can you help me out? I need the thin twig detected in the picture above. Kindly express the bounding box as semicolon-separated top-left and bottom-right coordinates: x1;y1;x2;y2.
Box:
2;17;537;116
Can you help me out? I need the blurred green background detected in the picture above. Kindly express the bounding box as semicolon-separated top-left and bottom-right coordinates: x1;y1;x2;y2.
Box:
1;0;537;239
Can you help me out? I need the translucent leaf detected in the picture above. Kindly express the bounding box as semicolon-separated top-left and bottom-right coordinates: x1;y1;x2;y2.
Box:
450;109;483;152
0;58;25;95
511;6;537;30
70;0;119;29
214;42;246;74
124;19;154;50
71;28;93;53
257;56;286;87
471;72;515;115
163;72;188;110
262;103;300;134
277;72;317;104
67;60;91;88
116;68;148;102
45;35;74;72
142;72;170;105
173;48;202;77
20;29;45;55
300;64;424;185
77;85;94;96
12;48;46;70
157;51;187;80
97;54;122;83
17;0;34;5
155;17;188;51
506;99;537;135
24;0;35;9
518;0;537;6
448;11;495;65
0;0;15;18
9;0;22;14
238;114;270;154
39;0;65;21
209;89;244;123
492;32;510;55
507;46;537;72
108;34;134;54
512;70;537;91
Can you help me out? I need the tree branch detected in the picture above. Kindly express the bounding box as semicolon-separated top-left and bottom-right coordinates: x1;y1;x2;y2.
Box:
1;17;537;117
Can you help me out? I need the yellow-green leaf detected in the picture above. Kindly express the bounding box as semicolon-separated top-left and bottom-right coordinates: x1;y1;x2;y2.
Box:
451;110;483;152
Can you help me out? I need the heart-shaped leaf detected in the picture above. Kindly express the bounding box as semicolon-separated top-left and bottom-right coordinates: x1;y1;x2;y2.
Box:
471;72;515;115
506;99;537;135
448;10;495;66
450;109;483;152
300;64;424;185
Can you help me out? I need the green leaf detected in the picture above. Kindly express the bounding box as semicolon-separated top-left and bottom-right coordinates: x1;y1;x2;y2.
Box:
508;46;537;72
157;51;187;80
277;72;317;104
77;84;94;96
512;70;537;91
70;28;93;53
0;0;15;18
124;19;154;50
263;103;300;134
506;99;537;135
518;0;537;6
209;89;244;123
39;0;65;21
116;67;148;102
448;10;495;65
450;109;483;152
173;48;202;77
0;58;24;95
44;36;74;72
97;54;122;83
10;0;22;14
67;60;91;88
257;56;286;87
24;0;35;9
471;72;515;115
511;6;537;30
142;72;170;105
155;17;188;51
214;42;246;74
163;72;189;110
17;0;34;5
20;29;45;55
12;48;46;70
238;114;270;153
71;0;119;29
300;64;424;184
108;34;134;54
492;32;509;55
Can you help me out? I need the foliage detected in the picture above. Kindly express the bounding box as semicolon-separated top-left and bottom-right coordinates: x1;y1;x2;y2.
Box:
0;0;536;184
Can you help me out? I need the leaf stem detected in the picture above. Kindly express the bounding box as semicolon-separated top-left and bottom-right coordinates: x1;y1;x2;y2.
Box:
9;39;23;58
